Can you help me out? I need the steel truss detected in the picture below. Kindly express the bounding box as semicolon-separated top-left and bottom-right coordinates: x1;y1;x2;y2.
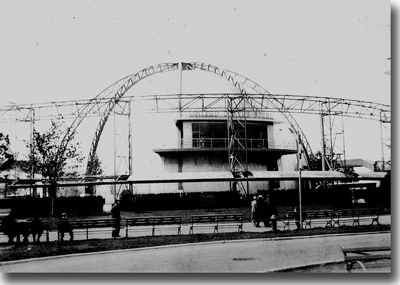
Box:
0;62;391;179
1;93;390;121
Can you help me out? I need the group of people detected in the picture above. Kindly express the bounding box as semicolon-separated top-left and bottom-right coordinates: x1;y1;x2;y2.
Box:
1;199;121;244
1;213;44;244
251;194;278;230
57;198;122;242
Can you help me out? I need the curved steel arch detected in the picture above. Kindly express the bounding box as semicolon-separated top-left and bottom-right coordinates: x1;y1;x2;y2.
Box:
83;63;180;174
218;68;317;165
57;63;179;173
185;62;314;166
83;62;313;174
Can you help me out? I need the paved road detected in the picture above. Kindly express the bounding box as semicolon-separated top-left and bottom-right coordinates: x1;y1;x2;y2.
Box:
0;232;390;273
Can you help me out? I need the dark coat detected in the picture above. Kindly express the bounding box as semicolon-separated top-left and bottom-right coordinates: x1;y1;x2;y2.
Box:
111;203;121;220
31;217;44;235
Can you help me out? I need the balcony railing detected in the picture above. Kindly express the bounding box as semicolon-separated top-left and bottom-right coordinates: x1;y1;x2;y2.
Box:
156;138;297;151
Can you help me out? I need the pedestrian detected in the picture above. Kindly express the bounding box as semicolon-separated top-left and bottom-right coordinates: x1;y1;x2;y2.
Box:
262;195;271;227
254;195;264;227
293;206;301;230
16;217;31;243
269;196;278;231
263;194;278;229
1;213;17;243
251;196;257;226
31;215;44;243
59;213;74;241
111;199;121;238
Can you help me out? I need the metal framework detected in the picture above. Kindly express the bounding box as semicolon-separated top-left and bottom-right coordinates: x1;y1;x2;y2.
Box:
0;62;391;180
227;95;250;195
1;93;389;121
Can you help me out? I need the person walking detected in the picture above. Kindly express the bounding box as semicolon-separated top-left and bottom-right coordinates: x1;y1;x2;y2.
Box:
111;199;121;238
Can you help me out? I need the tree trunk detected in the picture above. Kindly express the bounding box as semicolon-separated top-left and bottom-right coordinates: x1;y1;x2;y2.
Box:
49;184;57;216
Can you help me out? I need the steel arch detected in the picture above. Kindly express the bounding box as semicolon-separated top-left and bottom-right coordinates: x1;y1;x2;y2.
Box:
217;68;316;166
84;63;180;174
82;62;313;175
185;63;314;166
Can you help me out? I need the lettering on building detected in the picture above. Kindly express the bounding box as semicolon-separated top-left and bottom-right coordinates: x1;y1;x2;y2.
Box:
188;111;273;120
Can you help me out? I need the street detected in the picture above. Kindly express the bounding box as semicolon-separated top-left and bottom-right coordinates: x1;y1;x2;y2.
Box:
0;232;390;273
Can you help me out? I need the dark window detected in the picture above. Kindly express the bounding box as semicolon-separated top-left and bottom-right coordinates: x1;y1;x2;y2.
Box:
191;121;269;149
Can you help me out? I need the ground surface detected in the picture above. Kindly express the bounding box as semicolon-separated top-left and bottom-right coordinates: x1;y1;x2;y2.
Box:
0;231;391;273
0;206;391;272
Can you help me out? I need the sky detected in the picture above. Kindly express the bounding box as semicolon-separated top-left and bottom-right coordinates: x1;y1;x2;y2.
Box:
0;0;392;165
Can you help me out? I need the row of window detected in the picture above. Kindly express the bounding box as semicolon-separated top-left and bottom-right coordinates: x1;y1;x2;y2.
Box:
192;122;268;140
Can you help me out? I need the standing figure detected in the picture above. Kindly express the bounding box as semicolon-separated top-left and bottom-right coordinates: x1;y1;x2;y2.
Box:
59;213;74;241
31;215;44;243
269;196;278;231
251;196;257;226
111;199;121;238
262;195;273;227
1;213;17;243
293;206;301;230
254;195;264;227
16;218;31;243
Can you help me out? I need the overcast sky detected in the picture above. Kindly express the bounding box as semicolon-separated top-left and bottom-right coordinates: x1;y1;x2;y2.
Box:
0;0;392;163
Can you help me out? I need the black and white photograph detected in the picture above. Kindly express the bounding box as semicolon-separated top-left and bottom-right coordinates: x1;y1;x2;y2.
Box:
0;0;393;280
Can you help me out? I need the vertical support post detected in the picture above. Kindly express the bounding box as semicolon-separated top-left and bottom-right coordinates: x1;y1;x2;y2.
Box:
341;107;346;170
328;103;334;169
179;62;183;117
128;100;133;194
320;114;326;172
113;104;117;200
86;221;89;240
297;133;303;230
320;113;326;190
30;107;36;197
380;111;385;171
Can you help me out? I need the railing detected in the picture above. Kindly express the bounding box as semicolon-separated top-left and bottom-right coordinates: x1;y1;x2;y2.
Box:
156;138;296;150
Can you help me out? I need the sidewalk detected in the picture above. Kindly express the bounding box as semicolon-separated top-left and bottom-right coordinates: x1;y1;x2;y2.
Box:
0;214;391;244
